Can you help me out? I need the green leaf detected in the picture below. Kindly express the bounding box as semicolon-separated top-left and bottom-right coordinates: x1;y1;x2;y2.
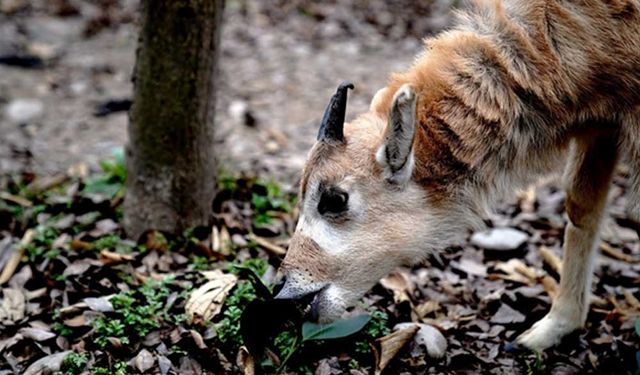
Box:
82;175;121;197
302;314;371;341
635;318;640;337
99;147;126;182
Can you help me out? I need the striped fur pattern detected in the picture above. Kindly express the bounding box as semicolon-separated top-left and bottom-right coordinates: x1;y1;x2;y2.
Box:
278;0;640;351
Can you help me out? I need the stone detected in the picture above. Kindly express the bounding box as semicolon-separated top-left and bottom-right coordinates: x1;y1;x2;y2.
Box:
5;99;43;123
471;228;528;251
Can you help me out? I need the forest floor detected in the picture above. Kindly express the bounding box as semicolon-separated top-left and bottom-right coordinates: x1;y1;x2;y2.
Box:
0;1;639;375
0;148;639;375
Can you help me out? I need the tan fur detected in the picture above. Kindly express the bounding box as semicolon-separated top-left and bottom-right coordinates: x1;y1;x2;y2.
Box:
279;0;640;351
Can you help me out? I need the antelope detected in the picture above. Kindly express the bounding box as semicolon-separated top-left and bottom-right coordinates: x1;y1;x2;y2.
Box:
275;0;640;351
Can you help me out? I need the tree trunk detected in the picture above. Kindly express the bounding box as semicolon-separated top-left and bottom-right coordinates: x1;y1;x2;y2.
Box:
124;0;224;239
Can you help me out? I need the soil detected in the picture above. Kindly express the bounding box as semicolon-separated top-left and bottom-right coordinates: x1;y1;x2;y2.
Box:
0;0;455;185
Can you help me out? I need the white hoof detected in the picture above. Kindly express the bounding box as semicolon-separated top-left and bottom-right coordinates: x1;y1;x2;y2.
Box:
516;314;580;351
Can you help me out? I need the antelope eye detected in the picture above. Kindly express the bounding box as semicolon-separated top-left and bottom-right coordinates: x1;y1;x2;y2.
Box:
318;188;349;215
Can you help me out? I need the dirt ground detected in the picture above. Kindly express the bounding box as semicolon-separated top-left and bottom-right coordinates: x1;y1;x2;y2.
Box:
0;0;455;186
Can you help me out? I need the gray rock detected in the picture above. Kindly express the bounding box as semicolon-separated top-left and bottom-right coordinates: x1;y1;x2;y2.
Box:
471;228;528;250
5;99;43;123
25;16;83;45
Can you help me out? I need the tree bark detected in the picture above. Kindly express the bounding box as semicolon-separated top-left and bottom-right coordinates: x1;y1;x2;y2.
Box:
124;0;224;239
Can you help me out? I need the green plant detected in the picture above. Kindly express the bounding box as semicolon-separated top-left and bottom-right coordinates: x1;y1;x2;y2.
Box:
55;352;88;375
92;276;181;347
251;180;295;225
52;322;73;337
273;329;298;360
99;148;126;183
93;318;128;347
52;309;74;336
217;281;258;346
229;257;269;277
274;314;372;374
92;235;136;253
82;148;126;198
348;359;360;370
525;352;545;375
355;310;390;353
93;361;128;375
218;170;238;192
216;258;270;345
215;172;296;226
189;255;212;271
23;225;61;263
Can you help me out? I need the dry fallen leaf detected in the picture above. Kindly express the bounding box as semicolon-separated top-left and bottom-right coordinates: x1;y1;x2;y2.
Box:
236;345;255;375
63;313;89;327
249;235;287;256
19;327;56;342
23;350;72;375
413;300;441;321
600;242;639;263
539;246;563;274
0;287;26;324
83;296;114;312
373;324;419;375
0;229;34;285
133;348;155;372
491;259;532;284
380;270;414;304
99;249;134;265
517;185;536;213
185;269;238;324
0;191;33;207
490;304;525;325
395;322;448;359
454;258;487;277
190;329;207;349
158;355;172;375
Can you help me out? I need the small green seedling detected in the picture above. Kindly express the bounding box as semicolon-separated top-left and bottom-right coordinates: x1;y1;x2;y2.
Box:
91;276;180;348
54;352;88;375
92;361;128;375
82;147;126;199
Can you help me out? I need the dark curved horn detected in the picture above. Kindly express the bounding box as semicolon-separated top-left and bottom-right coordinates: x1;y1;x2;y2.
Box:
317;81;355;142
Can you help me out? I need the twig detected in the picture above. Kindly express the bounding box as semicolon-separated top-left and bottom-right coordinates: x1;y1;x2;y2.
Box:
0;192;32;207
623;289;640;311
513;261;558;299
600;242;639;263
590;295;608;308
25;174;68;195
250;235;287;256
539;246;563;274
275;334;300;375
518;186;536;213
0;229;34;285
539;275;558;300
211;226;221;252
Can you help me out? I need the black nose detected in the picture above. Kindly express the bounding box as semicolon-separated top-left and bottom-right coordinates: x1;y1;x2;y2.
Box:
272;275;286;297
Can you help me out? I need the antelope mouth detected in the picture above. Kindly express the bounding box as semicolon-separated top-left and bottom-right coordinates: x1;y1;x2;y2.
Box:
308;288;324;321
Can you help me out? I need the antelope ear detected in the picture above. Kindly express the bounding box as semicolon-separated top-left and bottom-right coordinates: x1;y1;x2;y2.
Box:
369;87;389;112
376;84;417;185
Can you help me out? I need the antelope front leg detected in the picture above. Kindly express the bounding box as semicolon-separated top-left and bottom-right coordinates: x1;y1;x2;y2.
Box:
517;132;619;351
